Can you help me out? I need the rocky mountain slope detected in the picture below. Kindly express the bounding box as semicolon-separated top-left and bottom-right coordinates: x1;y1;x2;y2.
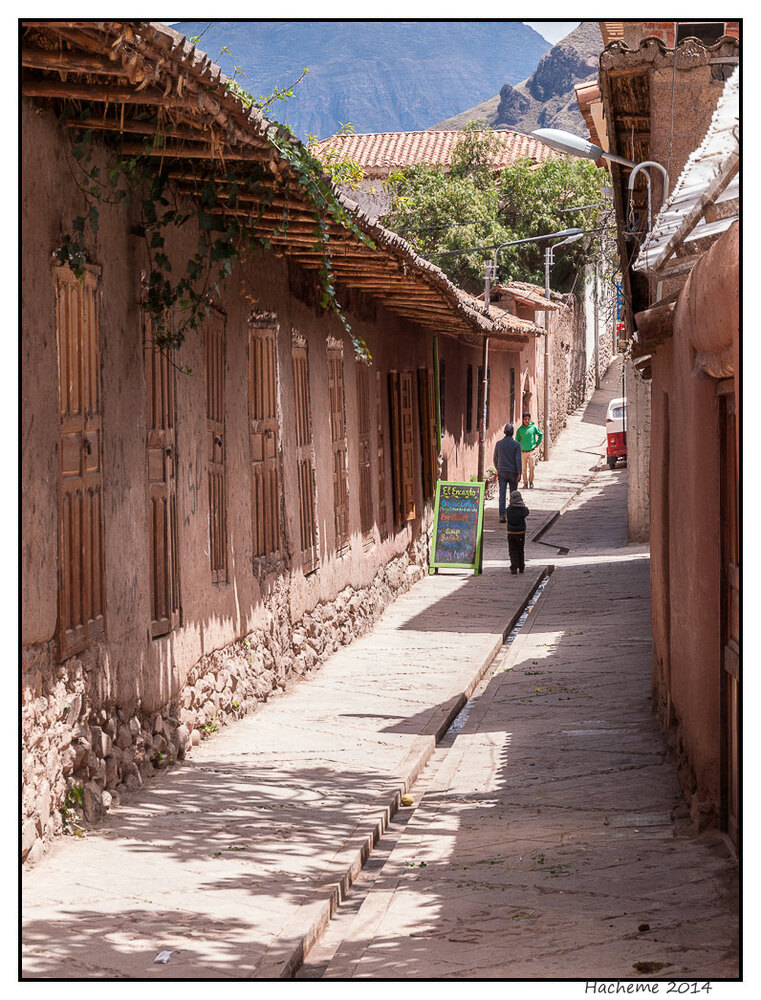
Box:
170;21;551;140
435;21;604;136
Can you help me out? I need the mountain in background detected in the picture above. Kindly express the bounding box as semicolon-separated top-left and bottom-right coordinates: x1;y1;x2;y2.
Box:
434;22;604;136
170;21;551;139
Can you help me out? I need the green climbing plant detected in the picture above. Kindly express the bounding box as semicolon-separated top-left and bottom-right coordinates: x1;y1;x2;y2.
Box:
55;61;375;362
61;782;84;836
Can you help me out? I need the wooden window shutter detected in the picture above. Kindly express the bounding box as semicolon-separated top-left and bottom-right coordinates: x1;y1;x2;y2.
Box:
400;372;416;521
204;311;227;583
357;362;373;543
291;333;319;573
417;367;437;501
375;371;388;540
388;370;416;527
327;342;350;552
144;328;181;636
54;265;106;660
466;364;473;434
439;358;446;430
249;321;281;561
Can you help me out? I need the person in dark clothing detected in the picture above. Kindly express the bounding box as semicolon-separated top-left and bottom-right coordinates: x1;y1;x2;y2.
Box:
506;489;530;574
493;423;522;523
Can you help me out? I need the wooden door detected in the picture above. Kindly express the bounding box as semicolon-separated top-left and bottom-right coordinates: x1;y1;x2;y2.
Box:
376;370;388;540
249;324;281;560
204;311;227;583
54;266;106;659
327;342;350;552
389;370;416;527
145;333;180;636
357;363;373;544
418;367;437;502
466;364;474;434
292;336;319;573
720;387;739;849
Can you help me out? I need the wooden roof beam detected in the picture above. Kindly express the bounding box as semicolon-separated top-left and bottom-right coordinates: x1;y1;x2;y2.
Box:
117;140;271;161
21;47;124;76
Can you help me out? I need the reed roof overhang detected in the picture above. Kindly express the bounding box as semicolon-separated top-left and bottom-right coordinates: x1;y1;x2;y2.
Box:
21;20;537;346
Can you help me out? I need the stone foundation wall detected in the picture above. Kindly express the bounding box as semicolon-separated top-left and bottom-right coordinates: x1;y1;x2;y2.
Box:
21;531;429;864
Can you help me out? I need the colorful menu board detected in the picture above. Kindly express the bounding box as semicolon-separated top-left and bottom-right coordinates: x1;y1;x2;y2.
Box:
430;481;485;575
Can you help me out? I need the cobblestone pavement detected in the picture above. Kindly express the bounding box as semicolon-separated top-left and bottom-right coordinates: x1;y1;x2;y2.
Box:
298;427;740;983
23;362;738;983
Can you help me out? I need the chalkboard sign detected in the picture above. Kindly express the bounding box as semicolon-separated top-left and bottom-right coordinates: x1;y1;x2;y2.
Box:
430;481;485;575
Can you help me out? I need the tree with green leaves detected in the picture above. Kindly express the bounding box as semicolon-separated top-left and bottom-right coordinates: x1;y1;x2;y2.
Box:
381;122;615;295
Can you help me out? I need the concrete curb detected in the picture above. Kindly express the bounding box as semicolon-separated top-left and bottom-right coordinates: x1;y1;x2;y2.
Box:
251;568;551;979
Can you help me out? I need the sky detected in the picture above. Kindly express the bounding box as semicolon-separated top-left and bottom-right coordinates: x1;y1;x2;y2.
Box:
525;21;580;44
163;18;581;43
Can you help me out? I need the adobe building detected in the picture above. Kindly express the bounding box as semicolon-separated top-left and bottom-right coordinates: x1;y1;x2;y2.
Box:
313;128;556;220
20;21;541;861
596;22;740;848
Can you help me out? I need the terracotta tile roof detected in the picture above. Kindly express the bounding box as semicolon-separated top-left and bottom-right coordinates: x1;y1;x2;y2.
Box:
314;129;558;177
477;282;560;312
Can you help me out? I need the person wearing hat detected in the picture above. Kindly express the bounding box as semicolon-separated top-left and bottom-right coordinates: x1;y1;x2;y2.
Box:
516;411;543;489
493;423;522;523
506;489;530;574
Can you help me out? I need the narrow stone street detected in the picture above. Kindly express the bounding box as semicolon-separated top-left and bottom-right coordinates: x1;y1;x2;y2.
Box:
299;438;739;980
21;365;739;981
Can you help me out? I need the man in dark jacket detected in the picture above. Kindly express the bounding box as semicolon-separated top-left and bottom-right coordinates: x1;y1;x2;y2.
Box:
493;423;522;523
506;489;530;574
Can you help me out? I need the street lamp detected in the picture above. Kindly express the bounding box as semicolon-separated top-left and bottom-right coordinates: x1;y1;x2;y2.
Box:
542;232;585;454
532;128;670;231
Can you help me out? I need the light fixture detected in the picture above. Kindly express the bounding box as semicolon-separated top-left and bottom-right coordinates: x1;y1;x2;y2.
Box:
533;128;670;230
533;127;637;168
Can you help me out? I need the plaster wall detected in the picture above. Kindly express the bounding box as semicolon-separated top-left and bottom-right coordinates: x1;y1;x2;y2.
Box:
649;335;723;822
625;361;652;542
21;102;519;859
648;222;739;827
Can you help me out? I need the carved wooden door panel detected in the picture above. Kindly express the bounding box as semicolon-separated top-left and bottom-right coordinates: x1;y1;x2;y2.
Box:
327;342;349;552
376;371;388;540
55;266;106;660
145;332;180;636
249;323;281;560
417;367;437;502
388;370;416;527
204;311;227;583
292;335;319;573
357;363;373;544
400;371;416;521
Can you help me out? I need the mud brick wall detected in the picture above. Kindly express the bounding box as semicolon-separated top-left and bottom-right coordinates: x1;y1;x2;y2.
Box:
22;533;429;864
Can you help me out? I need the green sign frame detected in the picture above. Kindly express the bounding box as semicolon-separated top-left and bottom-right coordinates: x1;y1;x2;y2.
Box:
429;480;485;575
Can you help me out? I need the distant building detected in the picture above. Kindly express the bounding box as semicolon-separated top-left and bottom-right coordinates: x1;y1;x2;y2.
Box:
314;128;557;220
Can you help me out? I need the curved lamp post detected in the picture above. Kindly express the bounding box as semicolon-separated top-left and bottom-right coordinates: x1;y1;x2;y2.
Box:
542;231;585;453
532;128;670;230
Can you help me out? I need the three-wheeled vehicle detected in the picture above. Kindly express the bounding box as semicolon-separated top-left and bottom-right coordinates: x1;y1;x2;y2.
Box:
605;396;627;469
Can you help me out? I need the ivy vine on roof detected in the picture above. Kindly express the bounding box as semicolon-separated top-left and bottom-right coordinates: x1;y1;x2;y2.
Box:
52;57;374;366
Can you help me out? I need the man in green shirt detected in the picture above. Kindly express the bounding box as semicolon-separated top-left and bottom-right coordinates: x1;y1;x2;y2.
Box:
516;411;543;488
